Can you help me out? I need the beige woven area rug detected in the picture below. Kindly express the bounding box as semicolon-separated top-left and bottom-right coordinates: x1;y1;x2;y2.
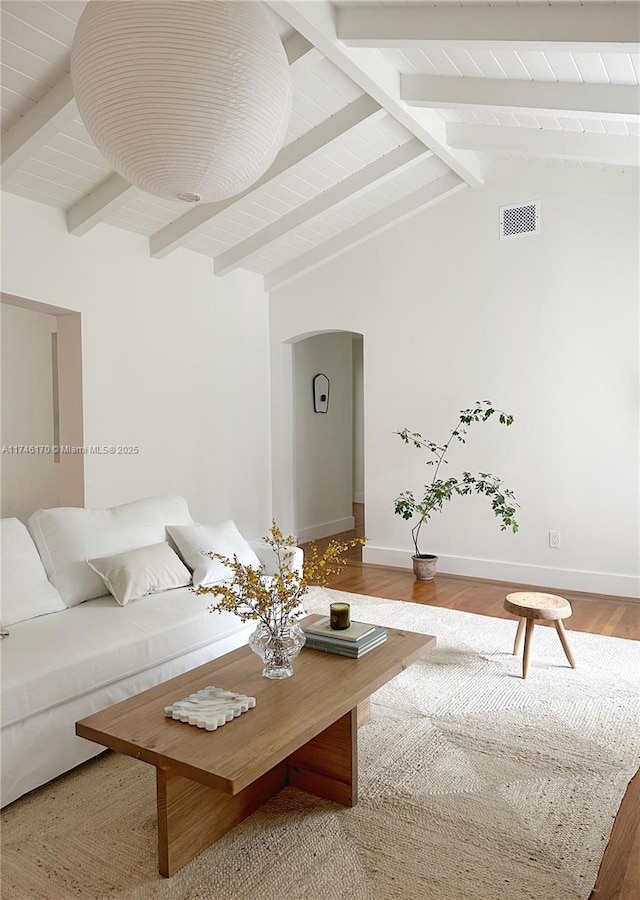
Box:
2;588;639;900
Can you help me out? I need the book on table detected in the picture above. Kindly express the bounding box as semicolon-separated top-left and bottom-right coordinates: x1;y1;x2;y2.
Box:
303;623;387;658
304;634;387;658
303;617;376;642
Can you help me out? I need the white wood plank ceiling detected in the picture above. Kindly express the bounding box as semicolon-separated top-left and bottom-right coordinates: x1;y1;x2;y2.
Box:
1;0;638;291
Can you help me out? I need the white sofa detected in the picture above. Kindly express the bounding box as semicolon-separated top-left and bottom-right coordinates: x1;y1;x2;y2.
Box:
0;495;302;808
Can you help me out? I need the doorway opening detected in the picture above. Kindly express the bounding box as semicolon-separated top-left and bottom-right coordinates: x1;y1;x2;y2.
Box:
1;293;84;521
283;330;364;556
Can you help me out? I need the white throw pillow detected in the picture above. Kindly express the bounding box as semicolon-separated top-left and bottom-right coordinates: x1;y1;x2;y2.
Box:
87;542;191;606
0;518;66;625
167;520;262;587
28;495;193;607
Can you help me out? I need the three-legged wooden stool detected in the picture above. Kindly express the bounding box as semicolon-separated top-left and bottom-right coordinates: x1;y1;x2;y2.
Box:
504;591;576;679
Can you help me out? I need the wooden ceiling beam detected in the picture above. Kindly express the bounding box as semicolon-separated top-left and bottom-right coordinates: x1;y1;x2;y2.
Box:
150;94;384;259
336;4;640;51
447;122;640;167
266;0;482;187
402;76;640;120
264;170;466;292
284;32;317;68
214;138;432;275
67;173;139;236
1;74;77;182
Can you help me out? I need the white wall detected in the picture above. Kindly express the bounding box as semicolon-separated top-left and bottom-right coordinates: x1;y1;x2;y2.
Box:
1;303;58;520
1;193;272;538
270;177;640;597
292;332;354;540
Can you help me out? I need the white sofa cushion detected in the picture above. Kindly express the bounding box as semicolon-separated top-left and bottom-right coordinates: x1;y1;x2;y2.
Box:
0;518;66;626
249;540;304;578
0;587;251;728
167;520;261;587
28;495;193;607
87;542;191;606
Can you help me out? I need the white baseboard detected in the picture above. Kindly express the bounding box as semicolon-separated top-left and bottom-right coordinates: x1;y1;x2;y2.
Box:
362;545;640;599
353;493;364;504
296;516;356;543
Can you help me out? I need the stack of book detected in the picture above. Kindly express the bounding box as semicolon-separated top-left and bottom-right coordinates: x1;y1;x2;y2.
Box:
303;618;387;658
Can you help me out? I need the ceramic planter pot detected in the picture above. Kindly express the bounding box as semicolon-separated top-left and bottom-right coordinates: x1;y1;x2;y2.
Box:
412;554;438;581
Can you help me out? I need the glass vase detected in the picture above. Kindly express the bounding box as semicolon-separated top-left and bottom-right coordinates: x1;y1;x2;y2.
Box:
249;619;306;679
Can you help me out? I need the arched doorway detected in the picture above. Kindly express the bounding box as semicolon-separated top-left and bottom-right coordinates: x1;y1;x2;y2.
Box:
276;330;364;543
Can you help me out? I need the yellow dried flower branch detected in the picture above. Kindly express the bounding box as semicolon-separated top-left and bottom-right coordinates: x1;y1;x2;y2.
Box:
195;520;365;632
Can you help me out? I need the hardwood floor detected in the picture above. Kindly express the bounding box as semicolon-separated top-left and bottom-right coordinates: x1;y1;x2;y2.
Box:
301;504;640;900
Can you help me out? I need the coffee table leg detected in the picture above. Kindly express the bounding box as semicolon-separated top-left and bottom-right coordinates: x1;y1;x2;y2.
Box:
156;708;360;876
288;708;357;807
156;761;288;877
357;698;371;726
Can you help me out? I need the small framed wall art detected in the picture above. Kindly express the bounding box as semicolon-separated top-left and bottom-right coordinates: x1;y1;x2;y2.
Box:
313;373;330;413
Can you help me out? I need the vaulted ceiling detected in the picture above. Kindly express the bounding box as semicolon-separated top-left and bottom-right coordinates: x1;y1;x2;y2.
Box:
1;1;638;291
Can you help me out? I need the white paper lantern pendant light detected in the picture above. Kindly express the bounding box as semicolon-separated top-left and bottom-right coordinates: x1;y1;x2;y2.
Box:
71;1;292;203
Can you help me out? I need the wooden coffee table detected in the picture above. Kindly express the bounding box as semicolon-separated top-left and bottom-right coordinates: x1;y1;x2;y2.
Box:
76;615;435;877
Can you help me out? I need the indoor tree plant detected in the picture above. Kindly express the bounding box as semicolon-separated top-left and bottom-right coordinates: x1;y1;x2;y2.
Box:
394;400;519;580
195;523;364;678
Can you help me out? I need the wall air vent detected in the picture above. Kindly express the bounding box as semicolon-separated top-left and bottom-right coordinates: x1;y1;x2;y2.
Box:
500;201;540;240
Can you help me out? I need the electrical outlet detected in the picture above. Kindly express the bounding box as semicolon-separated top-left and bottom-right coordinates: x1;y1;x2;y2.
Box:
549;531;561;549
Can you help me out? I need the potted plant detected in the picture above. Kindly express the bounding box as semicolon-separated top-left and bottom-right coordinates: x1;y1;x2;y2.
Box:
394;400;519;580
195;523;364;678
